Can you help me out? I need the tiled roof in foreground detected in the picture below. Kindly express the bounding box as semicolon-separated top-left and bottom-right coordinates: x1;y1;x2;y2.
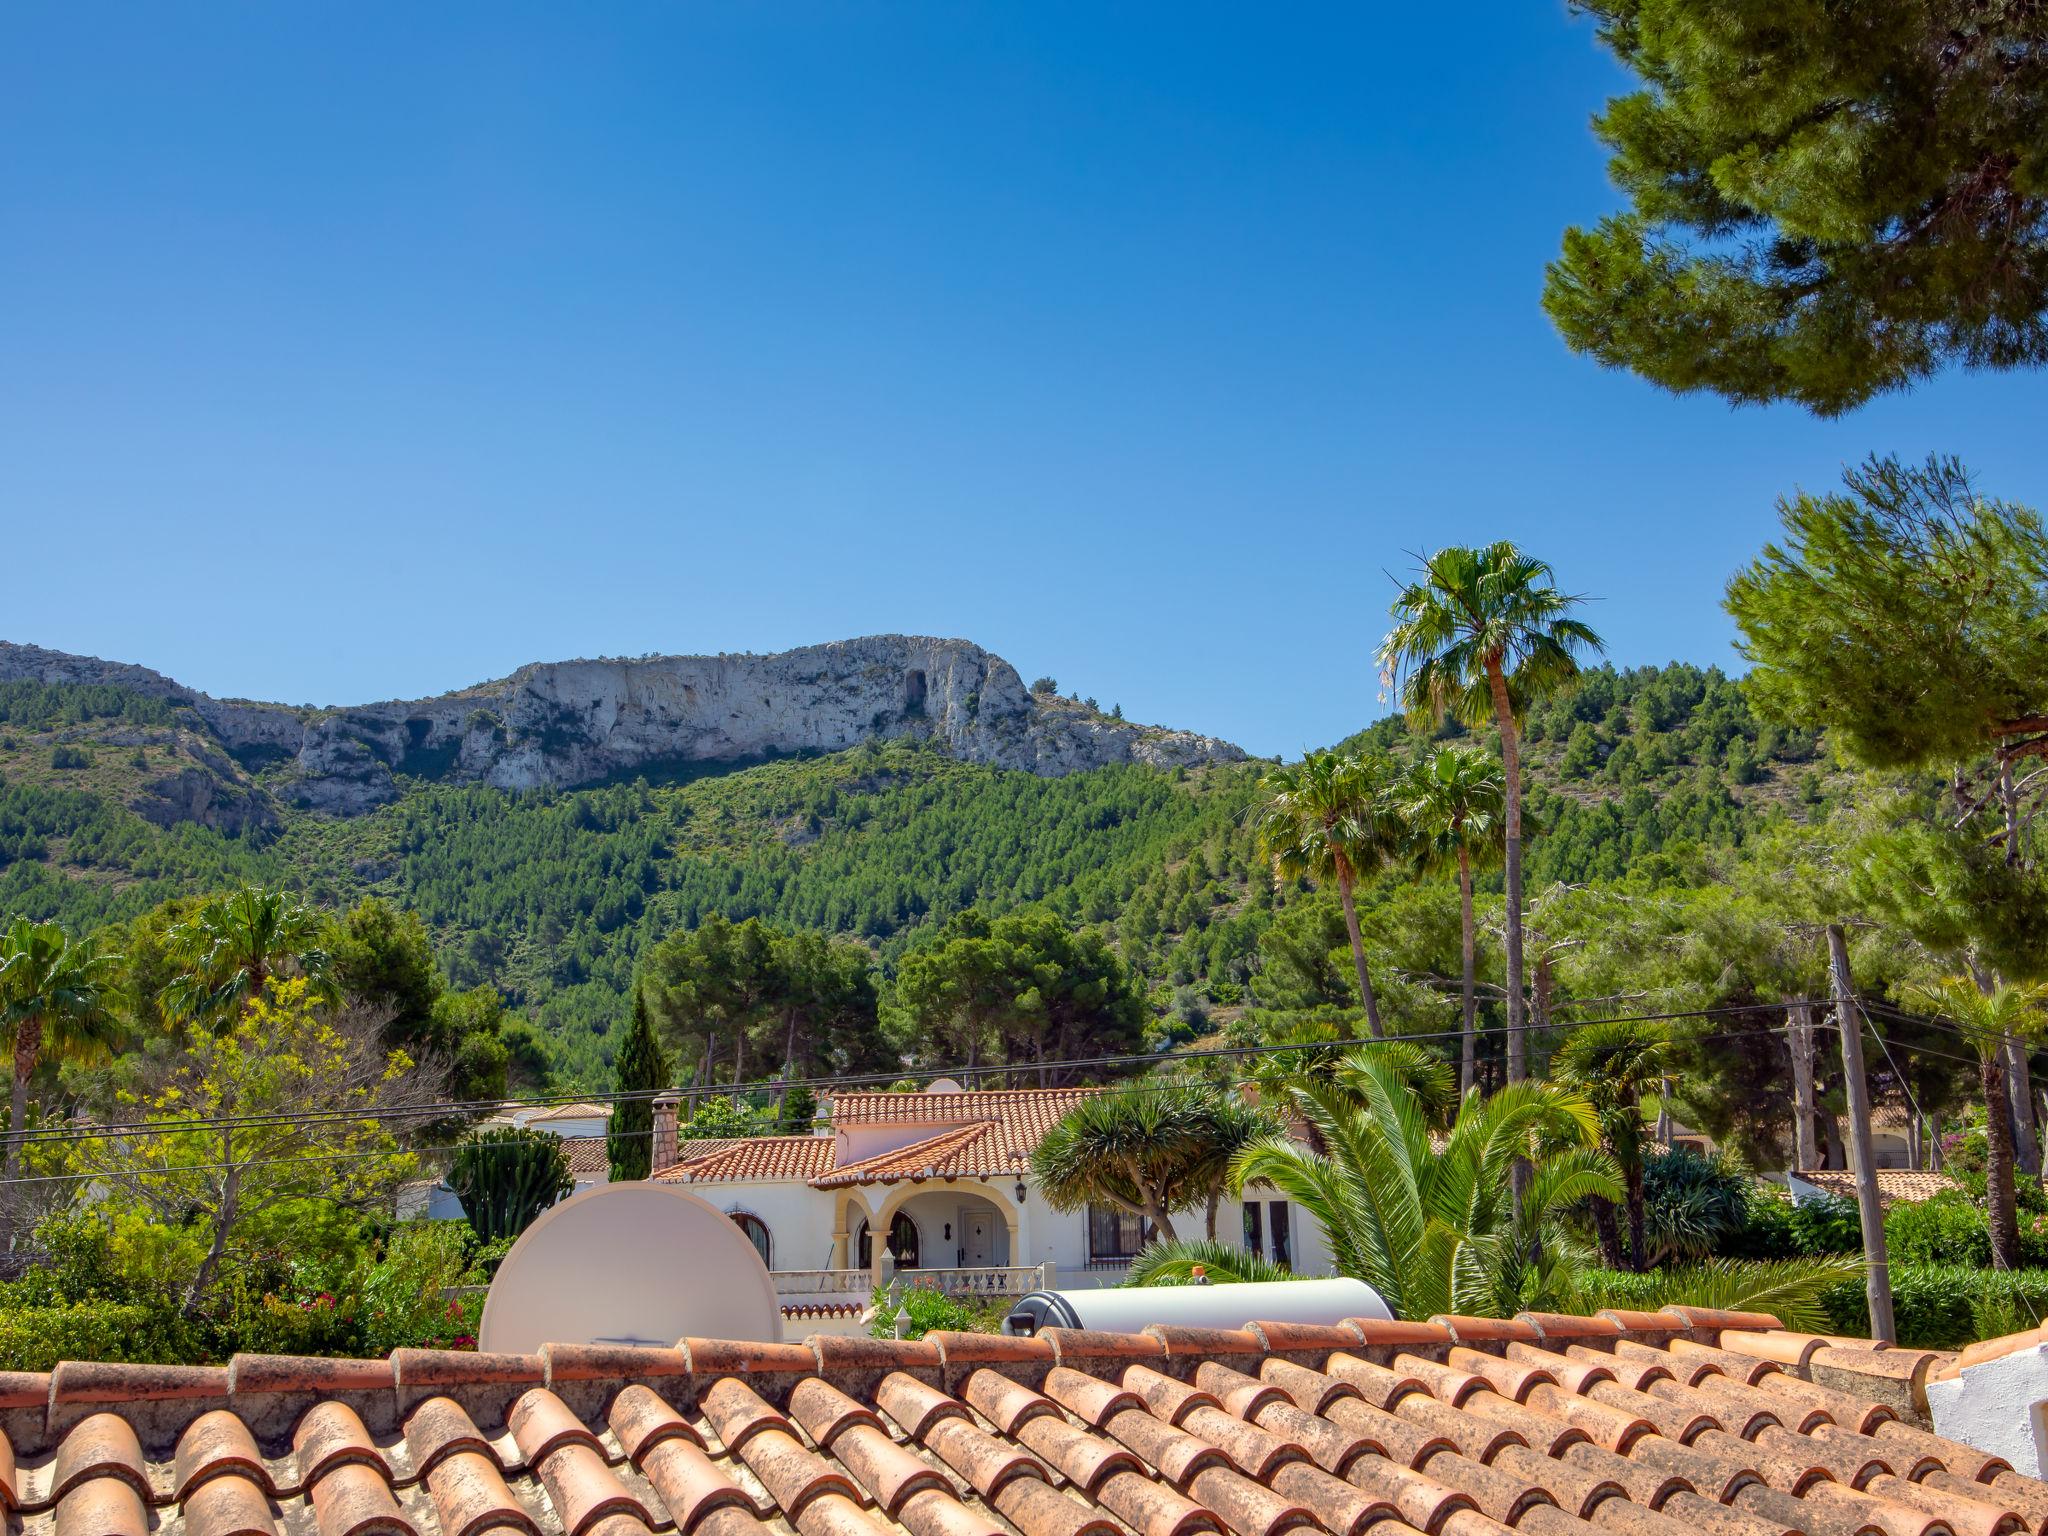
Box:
2;1305;2028;1536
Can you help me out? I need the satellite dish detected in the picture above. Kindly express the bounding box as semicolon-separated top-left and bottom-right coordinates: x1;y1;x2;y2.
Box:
478;1183;783;1352
926;1077;966;1094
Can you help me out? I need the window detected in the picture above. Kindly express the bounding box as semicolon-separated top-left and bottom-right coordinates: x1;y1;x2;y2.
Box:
1242;1199;1292;1269
729;1212;771;1268
1088;1203;1149;1263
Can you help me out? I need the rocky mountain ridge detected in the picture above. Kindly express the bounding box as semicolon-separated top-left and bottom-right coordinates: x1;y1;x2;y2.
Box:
0;637;1245;815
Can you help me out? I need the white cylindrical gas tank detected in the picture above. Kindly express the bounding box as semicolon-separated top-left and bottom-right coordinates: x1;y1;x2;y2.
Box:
1002;1277;1391;1334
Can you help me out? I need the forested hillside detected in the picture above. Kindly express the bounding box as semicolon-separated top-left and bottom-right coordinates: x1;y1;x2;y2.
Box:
0;661;1837;1085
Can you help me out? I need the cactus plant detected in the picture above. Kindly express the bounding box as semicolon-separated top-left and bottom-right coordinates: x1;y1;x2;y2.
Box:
447;1126;575;1242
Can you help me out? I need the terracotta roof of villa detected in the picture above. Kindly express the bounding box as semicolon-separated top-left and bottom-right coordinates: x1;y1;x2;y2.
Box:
810;1123;1007;1188
6;1305;2022;1536
654;1135;839;1183
1793;1168;1959;1207
825;1088;1100;1176
562;1138;611;1178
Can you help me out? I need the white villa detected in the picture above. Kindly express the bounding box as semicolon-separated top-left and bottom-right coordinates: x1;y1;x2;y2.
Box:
406;1079;1327;1328
645;1081;1328;1331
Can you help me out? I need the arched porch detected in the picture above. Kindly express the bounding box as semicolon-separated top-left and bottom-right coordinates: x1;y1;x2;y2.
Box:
861;1178;1026;1294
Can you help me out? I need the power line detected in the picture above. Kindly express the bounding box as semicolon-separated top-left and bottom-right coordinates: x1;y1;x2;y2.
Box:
3;999;1810;1156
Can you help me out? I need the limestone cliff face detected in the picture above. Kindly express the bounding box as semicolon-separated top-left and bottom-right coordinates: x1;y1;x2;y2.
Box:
0;637;1244;816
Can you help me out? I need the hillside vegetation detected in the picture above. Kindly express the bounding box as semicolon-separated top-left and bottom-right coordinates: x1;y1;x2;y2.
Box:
0;661;1835;1085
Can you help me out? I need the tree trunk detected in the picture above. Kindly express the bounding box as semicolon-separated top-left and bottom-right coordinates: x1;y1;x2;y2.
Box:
1790;1001;1819;1171
1457;848;1477;1097
1485;663;1527;1083
2007;1033;2041;1178
1205;1191;1219;1240
186;1134;238;1313
1336;875;1384;1039
1624;1156;1648;1273
1828;924;1894;1344
777;1009;798;1113
1985;1049;2022;1269
2004;758;2022;868
5;1014;39;1184
1590;1197;1623;1269
1143;1199;1178;1244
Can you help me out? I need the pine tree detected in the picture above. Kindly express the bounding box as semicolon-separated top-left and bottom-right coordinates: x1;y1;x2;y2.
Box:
1545;2;2048;414
607;988;670;1181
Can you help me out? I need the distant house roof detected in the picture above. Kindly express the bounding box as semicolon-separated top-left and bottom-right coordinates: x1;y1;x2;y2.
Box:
655;1135;838;1183
530;1101;610;1122
1792;1167;1957;1206
561;1136;610;1177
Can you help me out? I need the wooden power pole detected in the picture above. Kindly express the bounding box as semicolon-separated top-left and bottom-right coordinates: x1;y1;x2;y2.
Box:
1828;923;1894;1344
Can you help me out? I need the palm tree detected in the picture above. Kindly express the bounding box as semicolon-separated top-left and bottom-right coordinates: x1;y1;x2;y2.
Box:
1032;1077;1254;1243
162;888;333;1026
1908;976;2045;1269
0;919;124;1183
1379;544;1604;1083
1402;747;1505;1094
1553;1018;1672;1271
1230;1046;1621;1318
1252;751;1403;1038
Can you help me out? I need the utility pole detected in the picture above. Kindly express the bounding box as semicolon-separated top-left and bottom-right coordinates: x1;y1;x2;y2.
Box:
1828;924;1894;1344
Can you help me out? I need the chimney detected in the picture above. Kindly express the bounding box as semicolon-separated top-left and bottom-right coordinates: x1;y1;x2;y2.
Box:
651;1091;681;1175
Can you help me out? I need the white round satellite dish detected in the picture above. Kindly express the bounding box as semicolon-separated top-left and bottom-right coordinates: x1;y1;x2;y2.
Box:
479;1183;783;1352
926;1077;966;1094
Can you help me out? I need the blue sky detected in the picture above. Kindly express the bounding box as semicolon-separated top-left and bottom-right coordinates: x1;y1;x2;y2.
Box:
6;4;2045;760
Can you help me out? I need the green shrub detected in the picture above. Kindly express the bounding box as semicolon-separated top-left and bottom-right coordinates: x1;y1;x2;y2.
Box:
1641;1147;1750;1263
1886;1191;1990;1267
868;1281;1008;1341
0;1302;206;1370
1787;1193;1862;1256
1726;1186;1800;1259
1819;1263;2048;1349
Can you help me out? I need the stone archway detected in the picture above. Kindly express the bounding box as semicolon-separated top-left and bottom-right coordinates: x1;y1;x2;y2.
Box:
831;1191;875;1269
867;1179;1024;1287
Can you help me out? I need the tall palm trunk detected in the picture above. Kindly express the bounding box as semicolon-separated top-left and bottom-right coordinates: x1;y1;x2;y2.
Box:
1623;1154;1648;1272
1457;845;1477;1096
6;1013;41;1183
1484;663;1526;1083
1986;1047;2021;1268
1589;1198;1623;1269
1335;872;1385;1039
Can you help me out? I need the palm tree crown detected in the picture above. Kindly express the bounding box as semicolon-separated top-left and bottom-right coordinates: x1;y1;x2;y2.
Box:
0;918;124;1181
1378;543;1605;729
1229;1045;1619;1319
1252;750;1405;1037
162;888;333;1025
1553;1017;1672;1271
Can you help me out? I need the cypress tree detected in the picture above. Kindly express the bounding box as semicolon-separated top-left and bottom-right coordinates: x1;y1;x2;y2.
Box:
608;988;670;1181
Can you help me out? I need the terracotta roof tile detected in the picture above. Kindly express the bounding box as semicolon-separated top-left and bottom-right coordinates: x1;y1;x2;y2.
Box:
825;1088;1103;1178
9;1305;2043;1536
809;1123;1002;1187
1792;1170;1960;1207
561;1138;611;1178
653;1136;837;1183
